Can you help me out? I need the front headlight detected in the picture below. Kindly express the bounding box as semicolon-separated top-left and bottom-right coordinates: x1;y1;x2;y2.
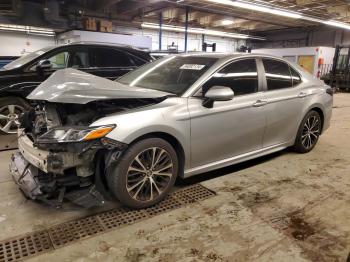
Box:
37;125;116;143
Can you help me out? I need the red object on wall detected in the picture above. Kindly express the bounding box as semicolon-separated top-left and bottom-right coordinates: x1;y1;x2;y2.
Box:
318;58;324;67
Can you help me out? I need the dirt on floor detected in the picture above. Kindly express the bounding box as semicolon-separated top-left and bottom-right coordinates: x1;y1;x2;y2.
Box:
0;94;350;262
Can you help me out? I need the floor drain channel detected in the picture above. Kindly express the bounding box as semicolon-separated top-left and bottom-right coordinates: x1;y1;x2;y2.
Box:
0;184;215;262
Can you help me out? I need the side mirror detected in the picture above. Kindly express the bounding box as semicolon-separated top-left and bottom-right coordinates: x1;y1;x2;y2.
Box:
203;85;234;108
36;59;52;71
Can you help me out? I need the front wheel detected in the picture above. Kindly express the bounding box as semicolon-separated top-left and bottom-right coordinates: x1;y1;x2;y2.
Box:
0;97;31;135
294;110;322;153
107;138;179;209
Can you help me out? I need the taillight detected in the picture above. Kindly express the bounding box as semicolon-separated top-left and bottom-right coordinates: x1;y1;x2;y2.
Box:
326;87;333;96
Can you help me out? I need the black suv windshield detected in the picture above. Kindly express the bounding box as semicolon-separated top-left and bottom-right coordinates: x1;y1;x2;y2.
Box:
117;56;218;95
2;46;55;70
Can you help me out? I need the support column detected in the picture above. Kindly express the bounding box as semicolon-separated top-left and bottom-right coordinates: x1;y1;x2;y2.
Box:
202;34;205;51
185;7;189;52
159;12;163;50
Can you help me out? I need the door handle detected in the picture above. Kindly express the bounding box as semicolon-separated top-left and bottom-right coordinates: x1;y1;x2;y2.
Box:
298;92;308;98
253;100;268;107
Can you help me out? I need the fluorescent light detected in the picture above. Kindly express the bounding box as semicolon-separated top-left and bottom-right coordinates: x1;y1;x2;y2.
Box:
206;0;350;31
141;23;265;40
0;23;55;36
221;19;234;25
323;20;350;30
206;0;350;30
207;0;302;19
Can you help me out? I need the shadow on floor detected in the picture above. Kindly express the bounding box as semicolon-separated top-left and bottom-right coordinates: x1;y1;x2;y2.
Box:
176;148;293;187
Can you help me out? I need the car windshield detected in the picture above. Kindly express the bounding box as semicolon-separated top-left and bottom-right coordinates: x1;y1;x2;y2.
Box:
2;46;55;70
117;56;218;95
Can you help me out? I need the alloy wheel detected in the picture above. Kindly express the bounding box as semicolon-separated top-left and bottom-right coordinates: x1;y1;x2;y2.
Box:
0;105;24;134
301;115;321;150
126;147;174;202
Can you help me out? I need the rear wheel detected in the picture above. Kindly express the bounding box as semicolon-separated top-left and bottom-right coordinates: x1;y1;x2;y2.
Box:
107;138;178;209
294;110;322;153
0;97;31;135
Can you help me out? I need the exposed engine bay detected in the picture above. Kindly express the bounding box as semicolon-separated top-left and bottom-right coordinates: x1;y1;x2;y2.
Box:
21;98;162;142
10;97;165;208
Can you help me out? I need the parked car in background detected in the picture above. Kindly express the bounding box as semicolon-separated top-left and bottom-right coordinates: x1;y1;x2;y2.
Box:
0;56;19;68
0;42;154;134
10;53;333;209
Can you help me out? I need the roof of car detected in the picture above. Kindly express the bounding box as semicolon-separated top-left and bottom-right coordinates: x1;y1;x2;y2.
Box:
175;52;287;61
63;41;147;51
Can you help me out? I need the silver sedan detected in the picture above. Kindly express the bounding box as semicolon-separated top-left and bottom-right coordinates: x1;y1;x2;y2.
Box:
10;53;333;209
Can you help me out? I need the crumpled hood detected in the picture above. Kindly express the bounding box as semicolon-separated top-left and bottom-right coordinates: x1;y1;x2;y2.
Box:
27;68;171;104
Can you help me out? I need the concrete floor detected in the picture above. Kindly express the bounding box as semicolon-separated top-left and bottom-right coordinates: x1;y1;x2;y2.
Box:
0;93;349;262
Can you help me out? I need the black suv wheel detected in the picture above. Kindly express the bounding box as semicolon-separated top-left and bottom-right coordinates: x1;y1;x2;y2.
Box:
0;97;30;135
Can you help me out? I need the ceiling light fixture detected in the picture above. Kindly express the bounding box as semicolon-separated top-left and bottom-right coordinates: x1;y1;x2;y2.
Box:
322;20;350;31
206;0;350;31
206;0;302;19
221;19;234;25
0;24;55;36
141;22;265;40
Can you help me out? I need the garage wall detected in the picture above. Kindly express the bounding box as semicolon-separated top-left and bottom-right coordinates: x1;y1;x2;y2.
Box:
251;26;350;49
116;26;245;52
0;27;245;58
0;31;56;56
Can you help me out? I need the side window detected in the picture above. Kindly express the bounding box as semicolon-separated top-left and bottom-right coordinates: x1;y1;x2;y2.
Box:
128;55;146;66
90;48;132;67
290;66;302;86
47;51;70;69
202;59;258;96
70;50;89;68
263;59;292;90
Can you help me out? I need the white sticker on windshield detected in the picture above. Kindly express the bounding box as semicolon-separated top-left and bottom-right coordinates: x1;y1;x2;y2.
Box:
180;64;205;70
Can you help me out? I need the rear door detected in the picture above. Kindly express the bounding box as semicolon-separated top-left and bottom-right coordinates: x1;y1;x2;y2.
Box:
88;47;137;80
260;58;304;148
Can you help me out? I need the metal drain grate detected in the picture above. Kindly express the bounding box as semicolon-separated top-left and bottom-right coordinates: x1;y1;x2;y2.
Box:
49;216;105;248
179;184;216;202
0;231;53;262
145;196;182;216
0;184;215;262
97;208;148;230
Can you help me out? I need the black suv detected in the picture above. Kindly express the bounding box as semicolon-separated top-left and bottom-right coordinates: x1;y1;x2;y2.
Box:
0;42;154;134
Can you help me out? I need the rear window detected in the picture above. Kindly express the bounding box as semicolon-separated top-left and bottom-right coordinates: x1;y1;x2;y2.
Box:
263;59;292;90
290;66;302;86
90;48;132;67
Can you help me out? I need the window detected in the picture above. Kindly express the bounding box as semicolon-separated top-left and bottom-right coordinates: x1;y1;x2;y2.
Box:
128;55;147;66
263;59;292;90
90;48;131;67
202;59;258;96
290;66;302;86
70;50;89;68
48;51;69;69
118;56;218;95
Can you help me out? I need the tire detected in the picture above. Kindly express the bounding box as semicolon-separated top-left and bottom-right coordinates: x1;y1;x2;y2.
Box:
0;96;31;135
294;110;322;153
107;138;179;209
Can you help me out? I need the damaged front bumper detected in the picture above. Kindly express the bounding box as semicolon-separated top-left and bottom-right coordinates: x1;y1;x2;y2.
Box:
10;151;43;199
10;131;126;208
16;133;84;174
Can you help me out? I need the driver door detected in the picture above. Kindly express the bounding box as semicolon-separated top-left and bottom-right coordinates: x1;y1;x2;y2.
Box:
188;58;266;169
